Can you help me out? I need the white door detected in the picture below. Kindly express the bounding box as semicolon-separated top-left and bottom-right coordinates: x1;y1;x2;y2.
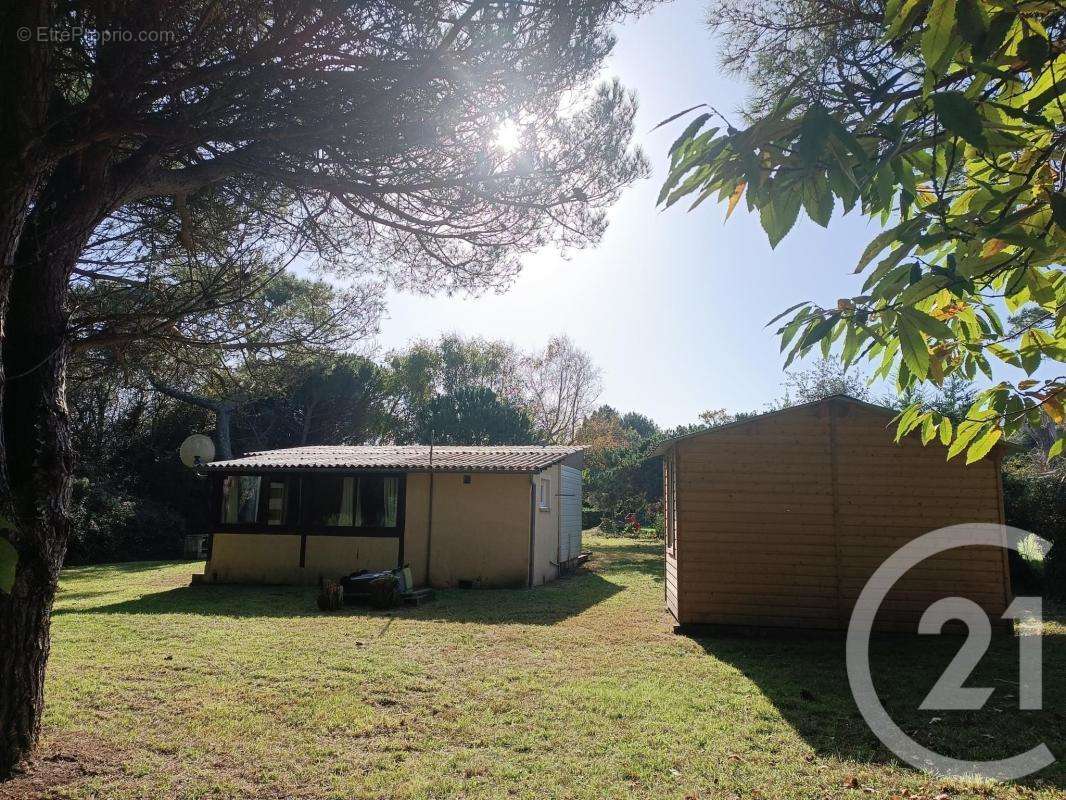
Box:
558;466;582;562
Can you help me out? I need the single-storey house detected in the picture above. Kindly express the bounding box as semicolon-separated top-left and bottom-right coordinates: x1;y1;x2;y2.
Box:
196;445;584;588
653;395;1011;632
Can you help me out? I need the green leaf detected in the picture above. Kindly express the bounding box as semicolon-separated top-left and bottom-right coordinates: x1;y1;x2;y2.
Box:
896;403;925;440
0;538;15;595
779;313;811;352
931;91;986;148
760;188;802;248
886;0;927;39
921;415;937;444
797;315;838;351
1026;268;1056;306
802;175;834;227
841;322;865;365
652;104;707;132
939;416;953;445
1020;331;1043;375
668;114;713;158
899;306;954;340
897;315;931;380
1050;193;1066;231
767;301;812;328
1049;436;1065;462
921;0;958;73
987;343;1021;368
947;420;983;459
966;427;1001;464
1018;35;1050;71
855;226;906;273
796;107;833;161
974;11;1013;61
955;0;986;47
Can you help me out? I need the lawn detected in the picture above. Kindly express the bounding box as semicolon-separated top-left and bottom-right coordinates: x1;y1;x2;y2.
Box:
4;536;1064;800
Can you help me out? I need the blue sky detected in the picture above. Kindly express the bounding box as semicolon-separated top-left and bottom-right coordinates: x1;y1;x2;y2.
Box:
372;0;1021;428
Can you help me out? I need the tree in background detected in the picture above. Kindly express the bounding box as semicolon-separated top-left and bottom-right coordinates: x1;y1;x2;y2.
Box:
620;412;660;440
662;0;1066;467
66;373;213;565
413;387;538;445
384;334;602;444
230;355;396;451
520;336;604;443
578;406;663;533
575;405;636;453
698;408;738;427
773;358;872;408
0;0;651;774
384;335;523;440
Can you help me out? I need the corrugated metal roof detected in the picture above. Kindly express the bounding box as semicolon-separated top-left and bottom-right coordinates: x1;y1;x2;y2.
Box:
203;445;583;473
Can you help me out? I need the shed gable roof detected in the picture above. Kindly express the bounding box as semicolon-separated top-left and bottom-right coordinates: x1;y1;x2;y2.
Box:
203;445;583;473
648;394;895;457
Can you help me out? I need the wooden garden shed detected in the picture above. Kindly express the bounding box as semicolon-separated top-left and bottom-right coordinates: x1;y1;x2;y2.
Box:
653;395;1012;632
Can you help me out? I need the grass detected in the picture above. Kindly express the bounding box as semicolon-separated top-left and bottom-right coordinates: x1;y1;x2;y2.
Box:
5;536;1066;800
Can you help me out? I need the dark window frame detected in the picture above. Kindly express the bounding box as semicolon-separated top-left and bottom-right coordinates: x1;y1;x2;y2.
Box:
213;471;406;538
665;453;677;554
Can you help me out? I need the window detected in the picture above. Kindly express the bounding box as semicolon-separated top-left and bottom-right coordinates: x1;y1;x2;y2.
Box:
538;477;550;511
265;478;288;526
221;476;262;524
355;475;400;528
666;452;678;551
220;473;402;531
305;475;401;530
306;475;355;527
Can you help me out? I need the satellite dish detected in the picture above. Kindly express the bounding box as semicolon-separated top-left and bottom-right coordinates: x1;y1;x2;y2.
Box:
179;434;216;468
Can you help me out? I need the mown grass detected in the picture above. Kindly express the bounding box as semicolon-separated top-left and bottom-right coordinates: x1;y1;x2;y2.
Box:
5;536;1065;800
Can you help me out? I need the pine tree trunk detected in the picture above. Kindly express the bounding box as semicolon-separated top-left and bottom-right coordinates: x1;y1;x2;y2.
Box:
0;164;98;778
0;265;72;776
0;554;58;776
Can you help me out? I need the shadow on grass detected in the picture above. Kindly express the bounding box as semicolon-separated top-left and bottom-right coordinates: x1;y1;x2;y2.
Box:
689;622;1066;788
54;570;625;625
405;571;624;625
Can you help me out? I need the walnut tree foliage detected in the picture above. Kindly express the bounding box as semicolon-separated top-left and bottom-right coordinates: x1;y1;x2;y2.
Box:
662;0;1066;464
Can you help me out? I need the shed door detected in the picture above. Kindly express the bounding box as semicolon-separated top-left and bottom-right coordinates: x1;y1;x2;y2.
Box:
559;466;582;562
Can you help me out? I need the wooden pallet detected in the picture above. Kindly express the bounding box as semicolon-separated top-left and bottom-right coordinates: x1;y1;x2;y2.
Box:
401;588;435;606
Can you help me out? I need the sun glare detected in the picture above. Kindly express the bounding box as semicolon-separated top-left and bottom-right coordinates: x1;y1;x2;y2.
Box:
493;119;522;153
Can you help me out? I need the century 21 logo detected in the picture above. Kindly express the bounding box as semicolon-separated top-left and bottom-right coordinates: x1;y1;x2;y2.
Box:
846;524;1055;781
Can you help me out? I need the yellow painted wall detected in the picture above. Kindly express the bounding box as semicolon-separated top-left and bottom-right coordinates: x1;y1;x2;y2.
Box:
203;470;544;588
207;533;303;584
404;473;430;586
303;536;399;578
531;465;560;586
425;472;532;588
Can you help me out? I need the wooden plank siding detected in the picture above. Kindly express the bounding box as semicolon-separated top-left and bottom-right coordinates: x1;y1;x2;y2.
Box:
663;396;1010;632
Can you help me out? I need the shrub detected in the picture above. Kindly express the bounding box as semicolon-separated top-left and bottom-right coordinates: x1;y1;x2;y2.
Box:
1045;545;1066;604
581;508;603;530
1002;457;1066;601
66;478;188;564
